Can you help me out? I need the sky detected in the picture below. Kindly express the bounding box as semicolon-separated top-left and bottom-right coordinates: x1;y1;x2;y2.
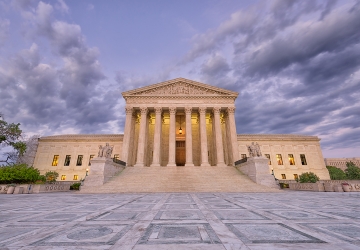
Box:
0;0;359;158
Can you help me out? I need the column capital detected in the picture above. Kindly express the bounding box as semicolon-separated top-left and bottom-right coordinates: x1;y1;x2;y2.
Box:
185;107;192;114
154;107;162;114
213;107;221;114
139;107;148;114
227;107;235;114
169;107;176;115
199;107;207;114
125;106;133;115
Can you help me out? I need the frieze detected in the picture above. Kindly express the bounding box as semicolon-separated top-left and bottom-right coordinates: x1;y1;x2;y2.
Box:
125;97;235;104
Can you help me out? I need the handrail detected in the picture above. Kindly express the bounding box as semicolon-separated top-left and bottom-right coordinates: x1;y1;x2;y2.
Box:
234;157;247;165
113;158;126;166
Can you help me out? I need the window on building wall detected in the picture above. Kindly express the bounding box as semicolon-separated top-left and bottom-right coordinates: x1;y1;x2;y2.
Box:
276;154;283;165
241;154;247;159
64;155;71;166
265;154;271;165
114;154;119;160
73;175;78;180
52;155;59;166
88;155;94;166
293;174;298;180
288;154;295;165
300;154;307;165
76;155;83;166
281;174;286;179
61;175;66;180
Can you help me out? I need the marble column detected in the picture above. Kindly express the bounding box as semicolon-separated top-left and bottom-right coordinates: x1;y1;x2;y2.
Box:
121;106;133;165
227;107;239;165
199;107;210;166
185;107;194;166
134;107;148;167
167;107;177;167
213;107;226;167
151;107;162;167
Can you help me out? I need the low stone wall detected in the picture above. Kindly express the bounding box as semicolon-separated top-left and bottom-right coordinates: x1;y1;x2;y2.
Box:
289;182;325;192
287;180;360;192
0;182;72;194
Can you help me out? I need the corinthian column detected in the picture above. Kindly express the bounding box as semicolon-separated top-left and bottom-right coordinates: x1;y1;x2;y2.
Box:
134;107;148;167
151;107;162;167
167;107;177;167
199;107;210;166
185;107;194;166
213;107;226;167
121;106;133;165
227;107;239;165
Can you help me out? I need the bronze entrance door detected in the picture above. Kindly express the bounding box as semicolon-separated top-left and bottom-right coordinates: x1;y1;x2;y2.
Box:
176;141;186;166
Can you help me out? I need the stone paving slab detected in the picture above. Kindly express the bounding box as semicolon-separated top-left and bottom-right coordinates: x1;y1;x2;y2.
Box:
0;192;359;249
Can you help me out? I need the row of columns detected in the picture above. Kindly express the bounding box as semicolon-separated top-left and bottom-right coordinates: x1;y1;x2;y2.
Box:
122;106;239;167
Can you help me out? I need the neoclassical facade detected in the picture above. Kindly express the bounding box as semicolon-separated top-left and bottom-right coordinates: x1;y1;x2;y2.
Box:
121;78;239;168
32;78;330;181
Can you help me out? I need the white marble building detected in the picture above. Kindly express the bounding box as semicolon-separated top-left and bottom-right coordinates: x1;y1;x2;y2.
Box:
32;78;330;181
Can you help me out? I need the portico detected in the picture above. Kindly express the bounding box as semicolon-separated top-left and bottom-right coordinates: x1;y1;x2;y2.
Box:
121;78;239;167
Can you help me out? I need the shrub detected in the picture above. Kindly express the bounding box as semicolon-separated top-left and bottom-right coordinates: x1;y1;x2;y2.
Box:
299;172;320;183
326;166;346;180
345;162;360;180
0;164;41;184
70;182;81;190
45;171;59;183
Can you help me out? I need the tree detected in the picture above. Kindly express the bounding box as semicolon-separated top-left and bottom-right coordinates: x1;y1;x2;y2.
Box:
299;172;320;183
0;114;27;165
326;166;347;180
345;161;360;180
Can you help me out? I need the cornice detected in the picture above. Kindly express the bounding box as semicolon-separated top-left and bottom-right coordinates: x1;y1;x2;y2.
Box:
39;134;124;142
237;134;320;141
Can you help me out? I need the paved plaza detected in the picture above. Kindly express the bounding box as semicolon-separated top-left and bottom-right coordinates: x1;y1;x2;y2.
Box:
0;191;360;249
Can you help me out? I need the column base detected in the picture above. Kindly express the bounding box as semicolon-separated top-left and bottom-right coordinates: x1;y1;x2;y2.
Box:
216;162;227;167
134;163;144;167
150;163;160;167
201;163;211;167
185;163;194;167
167;163;177;167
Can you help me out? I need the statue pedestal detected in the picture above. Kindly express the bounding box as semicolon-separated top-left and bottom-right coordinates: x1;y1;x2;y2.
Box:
236;157;279;189
82;157;125;187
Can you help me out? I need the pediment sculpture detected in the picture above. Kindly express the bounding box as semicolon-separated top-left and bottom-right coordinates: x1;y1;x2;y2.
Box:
134;82;227;96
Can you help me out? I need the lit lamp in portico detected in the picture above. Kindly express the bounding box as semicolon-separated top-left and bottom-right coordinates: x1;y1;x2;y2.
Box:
179;116;183;135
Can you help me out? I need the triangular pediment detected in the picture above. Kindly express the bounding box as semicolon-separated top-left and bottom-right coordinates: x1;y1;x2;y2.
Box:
122;78;238;97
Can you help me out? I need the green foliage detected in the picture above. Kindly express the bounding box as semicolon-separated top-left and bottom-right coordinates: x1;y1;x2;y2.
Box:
299;172;320;183
279;183;289;188
45;171;59;183
326;166;347;180
0;117;26;164
345;161;360;180
70;182;81;190
0;164;42;184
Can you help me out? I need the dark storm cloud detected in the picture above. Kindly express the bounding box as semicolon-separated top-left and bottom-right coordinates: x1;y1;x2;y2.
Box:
191;0;360;153
0;1;118;135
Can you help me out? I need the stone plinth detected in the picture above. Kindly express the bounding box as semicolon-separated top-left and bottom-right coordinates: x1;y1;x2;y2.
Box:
82;157;125;187
236;157;279;189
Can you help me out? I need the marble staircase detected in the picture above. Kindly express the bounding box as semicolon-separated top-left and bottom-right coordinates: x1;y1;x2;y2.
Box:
80;166;281;193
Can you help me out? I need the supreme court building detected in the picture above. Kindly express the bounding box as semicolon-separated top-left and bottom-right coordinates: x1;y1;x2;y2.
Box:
32;78;330;182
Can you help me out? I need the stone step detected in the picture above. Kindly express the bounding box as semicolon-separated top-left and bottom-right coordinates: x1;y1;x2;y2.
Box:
80;166;281;193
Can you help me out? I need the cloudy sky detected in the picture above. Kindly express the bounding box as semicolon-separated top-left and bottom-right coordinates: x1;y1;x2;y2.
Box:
0;0;359;158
